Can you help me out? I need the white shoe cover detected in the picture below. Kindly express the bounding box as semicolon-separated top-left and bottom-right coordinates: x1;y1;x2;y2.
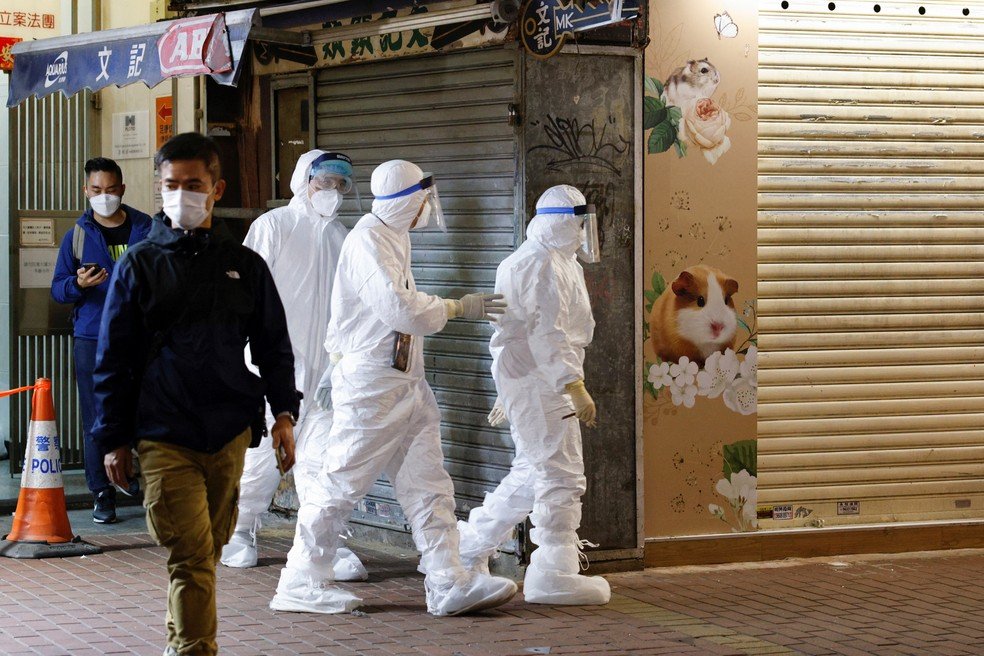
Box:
460;553;491;577
220;530;257;568
426;572;517;616
523;564;611;606
334;547;369;582
269;568;363;614
456;520;491;576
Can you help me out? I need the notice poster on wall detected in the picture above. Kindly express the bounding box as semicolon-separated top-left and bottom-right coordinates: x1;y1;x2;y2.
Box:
112;110;150;160
20;218;54;246
19;248;58;288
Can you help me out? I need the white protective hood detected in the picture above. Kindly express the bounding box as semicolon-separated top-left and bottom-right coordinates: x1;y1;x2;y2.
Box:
526;185;586;257
370;159;428;233
244;149;349;400
288;149;338;223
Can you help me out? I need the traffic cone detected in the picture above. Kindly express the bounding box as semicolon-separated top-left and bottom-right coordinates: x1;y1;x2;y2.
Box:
0;378;101;558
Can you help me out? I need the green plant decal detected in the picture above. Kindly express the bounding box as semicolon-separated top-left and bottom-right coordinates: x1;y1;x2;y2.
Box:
723;439;757;479
642;76;686;157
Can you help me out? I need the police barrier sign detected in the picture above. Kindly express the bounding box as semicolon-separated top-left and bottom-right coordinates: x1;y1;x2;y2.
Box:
21;420;61;488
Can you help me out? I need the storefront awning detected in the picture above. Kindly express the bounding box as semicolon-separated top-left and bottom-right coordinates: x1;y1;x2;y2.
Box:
7;9;256;107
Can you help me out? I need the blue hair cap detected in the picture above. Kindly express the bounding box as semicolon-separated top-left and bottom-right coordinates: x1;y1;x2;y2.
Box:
310;152;353;179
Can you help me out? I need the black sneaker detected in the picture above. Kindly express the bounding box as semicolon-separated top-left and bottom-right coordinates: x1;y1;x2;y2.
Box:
93;487;117;524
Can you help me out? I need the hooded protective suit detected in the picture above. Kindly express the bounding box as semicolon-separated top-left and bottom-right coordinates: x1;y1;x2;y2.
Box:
220;150;366;581
270;160;517;616
457;185;610;605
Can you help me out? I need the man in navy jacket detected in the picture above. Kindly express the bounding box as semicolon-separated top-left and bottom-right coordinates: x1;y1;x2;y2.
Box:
50;157;152;523
92;133;298;656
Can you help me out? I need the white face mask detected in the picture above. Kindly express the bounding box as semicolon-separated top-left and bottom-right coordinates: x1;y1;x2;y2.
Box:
310;189;342;218
162;189;211;230
89;193;122;218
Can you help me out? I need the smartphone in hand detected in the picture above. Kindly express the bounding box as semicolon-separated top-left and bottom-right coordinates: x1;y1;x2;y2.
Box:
82;263;104;275
115;476;140;497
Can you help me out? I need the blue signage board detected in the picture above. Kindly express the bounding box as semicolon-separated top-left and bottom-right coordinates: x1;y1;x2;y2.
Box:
521;0;640;59
8;10;254;107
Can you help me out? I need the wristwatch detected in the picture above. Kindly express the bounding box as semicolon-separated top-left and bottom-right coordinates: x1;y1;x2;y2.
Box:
276;411;297;426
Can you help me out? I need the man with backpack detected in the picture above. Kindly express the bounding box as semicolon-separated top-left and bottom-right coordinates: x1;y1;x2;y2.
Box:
50;156;152;524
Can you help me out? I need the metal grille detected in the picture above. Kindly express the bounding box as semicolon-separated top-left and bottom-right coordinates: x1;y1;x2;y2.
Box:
11;336;82;472
315;47;519;530
14;92;91;212
758;0;984;525
9;92;92;473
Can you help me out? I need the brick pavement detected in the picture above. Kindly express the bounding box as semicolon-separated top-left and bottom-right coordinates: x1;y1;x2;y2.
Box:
1;511;983;656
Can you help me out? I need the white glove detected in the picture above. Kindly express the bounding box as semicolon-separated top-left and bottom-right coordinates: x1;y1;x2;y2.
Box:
449;293;507;321
487;398;507;427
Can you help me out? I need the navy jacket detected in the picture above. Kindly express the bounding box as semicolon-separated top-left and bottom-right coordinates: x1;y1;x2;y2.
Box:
50;206;153;340
91;215;300;455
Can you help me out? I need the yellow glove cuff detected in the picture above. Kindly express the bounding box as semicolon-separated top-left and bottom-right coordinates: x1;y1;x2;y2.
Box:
564;379;586;393
444;299;462;319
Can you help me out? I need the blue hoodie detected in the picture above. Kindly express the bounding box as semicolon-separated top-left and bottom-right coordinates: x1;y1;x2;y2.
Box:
50;205;153;340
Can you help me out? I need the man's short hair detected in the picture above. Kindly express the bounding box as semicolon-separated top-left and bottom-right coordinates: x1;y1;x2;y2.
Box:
84;157;123;184
154;132;222;183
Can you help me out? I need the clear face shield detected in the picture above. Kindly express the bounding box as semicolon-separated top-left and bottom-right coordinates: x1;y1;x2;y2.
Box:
576;204;601;264
376;173;447;232
414;174;447;232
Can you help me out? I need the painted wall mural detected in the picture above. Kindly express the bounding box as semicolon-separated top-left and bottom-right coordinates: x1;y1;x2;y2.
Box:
643;1;759;538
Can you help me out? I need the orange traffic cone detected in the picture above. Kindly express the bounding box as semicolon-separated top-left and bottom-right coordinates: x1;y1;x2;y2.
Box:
0;378;101;558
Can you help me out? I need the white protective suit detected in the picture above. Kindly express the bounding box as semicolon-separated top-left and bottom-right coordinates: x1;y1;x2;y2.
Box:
220;150;367;581
270;160;517;616
457;185;611;605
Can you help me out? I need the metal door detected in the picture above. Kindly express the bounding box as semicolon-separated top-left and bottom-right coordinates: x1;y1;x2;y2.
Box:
522;49;642;559
758;0;984;526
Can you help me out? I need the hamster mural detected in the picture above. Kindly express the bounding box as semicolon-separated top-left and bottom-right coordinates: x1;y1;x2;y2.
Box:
662;58;720;111
643;1;759;539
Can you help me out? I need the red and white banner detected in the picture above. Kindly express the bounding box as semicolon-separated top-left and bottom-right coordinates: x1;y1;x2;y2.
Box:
158;13;232;76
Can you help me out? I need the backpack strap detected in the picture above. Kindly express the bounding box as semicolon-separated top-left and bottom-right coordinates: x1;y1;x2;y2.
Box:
71;226;85;264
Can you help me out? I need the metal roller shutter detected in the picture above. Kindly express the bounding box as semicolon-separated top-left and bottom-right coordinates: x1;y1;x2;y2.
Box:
315;47;519;533
757;0;984;526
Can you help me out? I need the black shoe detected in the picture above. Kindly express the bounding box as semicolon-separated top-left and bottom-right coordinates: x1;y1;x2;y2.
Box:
93;488;117;524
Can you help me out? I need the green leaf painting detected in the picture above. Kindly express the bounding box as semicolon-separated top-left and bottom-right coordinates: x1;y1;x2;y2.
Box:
723;440;757;479
651;271;666;296
643;97;667;130
648;121;676;154
643;76;685;157
644;76;664;97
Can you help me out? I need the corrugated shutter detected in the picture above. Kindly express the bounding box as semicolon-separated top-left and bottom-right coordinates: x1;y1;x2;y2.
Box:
315;47;519;532
757;1;984;525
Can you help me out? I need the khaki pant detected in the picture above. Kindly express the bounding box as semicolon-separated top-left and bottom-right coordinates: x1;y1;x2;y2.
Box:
139;430;250;656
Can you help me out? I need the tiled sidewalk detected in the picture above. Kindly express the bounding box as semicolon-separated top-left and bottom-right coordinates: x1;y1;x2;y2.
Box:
1;512;982;655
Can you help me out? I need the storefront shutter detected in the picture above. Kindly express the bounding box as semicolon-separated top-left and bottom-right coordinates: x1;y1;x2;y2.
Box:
315;47;519;532
757;1;984;525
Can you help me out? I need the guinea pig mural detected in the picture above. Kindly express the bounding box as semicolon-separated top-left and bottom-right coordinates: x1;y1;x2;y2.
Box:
649;264;738;366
